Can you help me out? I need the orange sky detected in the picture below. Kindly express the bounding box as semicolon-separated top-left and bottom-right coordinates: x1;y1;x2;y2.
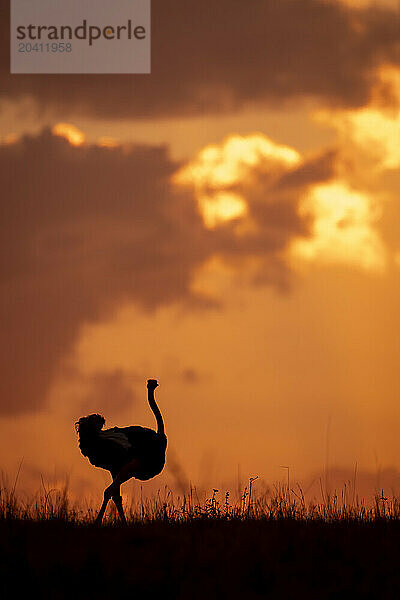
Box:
1;0;400;504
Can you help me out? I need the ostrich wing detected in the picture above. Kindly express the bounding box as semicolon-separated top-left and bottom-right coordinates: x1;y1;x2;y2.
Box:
80;427;133;471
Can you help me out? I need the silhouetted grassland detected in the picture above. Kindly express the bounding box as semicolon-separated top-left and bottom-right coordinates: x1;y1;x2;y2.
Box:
1;482;400;599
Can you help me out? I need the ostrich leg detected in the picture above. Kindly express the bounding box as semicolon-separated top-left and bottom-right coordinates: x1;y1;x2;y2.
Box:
112;491;127;525
95;482;127;525
95;459;140;525
95;489;111;525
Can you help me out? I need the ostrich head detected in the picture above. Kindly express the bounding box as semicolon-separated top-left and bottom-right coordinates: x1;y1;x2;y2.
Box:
75;413;105;436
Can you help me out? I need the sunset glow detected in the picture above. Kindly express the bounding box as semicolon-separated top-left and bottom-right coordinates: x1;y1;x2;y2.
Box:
1;0;400;511
174;133;300;189
4;2;400;593
0;132;19;145
97;136;119;148
198;191;248;229
292;182;386;272
52;122;85;146
314;67;400;171
173;133;300;228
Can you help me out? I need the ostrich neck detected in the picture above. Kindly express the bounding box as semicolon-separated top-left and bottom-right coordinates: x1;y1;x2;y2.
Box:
148;388;165;436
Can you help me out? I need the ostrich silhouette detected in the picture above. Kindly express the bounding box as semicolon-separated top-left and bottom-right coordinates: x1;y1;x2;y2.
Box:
75;379;166;525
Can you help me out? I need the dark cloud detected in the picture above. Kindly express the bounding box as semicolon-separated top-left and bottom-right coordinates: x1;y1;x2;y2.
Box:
0;130;208;415
77;370;138;417
275;150;338;191
0;130;335;415
180;368;201;384
1;1;399;119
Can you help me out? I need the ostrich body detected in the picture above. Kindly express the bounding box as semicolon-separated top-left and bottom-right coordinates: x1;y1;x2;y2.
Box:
75;379;166;524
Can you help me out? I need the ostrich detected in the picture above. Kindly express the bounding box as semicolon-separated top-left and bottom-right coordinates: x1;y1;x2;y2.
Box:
75;379;166;525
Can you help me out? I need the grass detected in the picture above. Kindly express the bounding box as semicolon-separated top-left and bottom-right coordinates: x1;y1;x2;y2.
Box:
1;480;400;599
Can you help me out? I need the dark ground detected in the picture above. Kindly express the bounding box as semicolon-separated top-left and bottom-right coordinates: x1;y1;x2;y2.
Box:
1;518;399;599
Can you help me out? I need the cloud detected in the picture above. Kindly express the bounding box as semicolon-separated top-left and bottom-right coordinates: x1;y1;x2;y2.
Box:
180;368;201;384
0;128;386;416
291;181;386;272
176;133;387;278
174;133;301;228
314;66;400;172
0;130;209;415
52;122;86;147
174;135;341;279
77;370;138;417
1;0;399;119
